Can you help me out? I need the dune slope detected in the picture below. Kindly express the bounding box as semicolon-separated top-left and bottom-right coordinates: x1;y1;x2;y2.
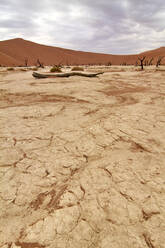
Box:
0;38;165;66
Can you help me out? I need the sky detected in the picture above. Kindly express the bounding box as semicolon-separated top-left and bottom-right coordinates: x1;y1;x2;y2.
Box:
0;0;165;54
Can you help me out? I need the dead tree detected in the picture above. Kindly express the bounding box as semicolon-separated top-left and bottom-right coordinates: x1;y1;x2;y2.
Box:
33;71;104;78
107;61;112;66
37;59;44;68
156;56;164;67
144;60;148;66
138;56;146;70
57;62;63;68
149;57;153;66
24;58;28;67
66;60;70;66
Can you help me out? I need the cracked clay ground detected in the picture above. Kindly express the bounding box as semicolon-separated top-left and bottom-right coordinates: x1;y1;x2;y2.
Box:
0;66;165;248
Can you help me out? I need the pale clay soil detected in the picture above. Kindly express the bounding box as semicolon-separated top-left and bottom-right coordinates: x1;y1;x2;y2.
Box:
0;66;165;248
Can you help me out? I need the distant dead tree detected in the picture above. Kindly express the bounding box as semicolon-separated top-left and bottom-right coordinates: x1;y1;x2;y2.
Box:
24;58;28;67
52;62;63;71
107;61;112;66
156;56;164;67
37;59;44;68
58;61;63;68
138;56;146;70
66;60;70;66
144;60;148;66
135;61;138;66
55;60;64;68
149;57;153;66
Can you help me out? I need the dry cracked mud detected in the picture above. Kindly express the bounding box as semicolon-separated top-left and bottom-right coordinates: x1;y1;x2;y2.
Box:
0;66;165;248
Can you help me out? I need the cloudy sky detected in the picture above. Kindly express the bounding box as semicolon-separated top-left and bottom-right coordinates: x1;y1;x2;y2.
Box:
0;0;165;54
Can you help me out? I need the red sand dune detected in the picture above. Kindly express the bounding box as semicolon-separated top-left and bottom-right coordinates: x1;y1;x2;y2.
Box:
0;38;164;66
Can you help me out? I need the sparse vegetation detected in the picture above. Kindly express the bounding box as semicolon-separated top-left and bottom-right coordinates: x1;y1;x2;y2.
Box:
71;66;84;71
31;67;38;71
7;67;14;71
50;65;62;73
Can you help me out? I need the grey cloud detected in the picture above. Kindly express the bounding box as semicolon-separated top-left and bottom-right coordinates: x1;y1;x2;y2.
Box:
0;0;165;54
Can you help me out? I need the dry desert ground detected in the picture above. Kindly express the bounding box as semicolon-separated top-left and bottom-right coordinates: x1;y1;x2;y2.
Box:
0;66;165;248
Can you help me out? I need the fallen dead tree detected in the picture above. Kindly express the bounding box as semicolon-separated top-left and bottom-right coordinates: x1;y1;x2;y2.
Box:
32;71;104;79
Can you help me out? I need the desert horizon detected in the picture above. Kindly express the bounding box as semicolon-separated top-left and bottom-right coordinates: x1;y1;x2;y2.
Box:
0;38;165;67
